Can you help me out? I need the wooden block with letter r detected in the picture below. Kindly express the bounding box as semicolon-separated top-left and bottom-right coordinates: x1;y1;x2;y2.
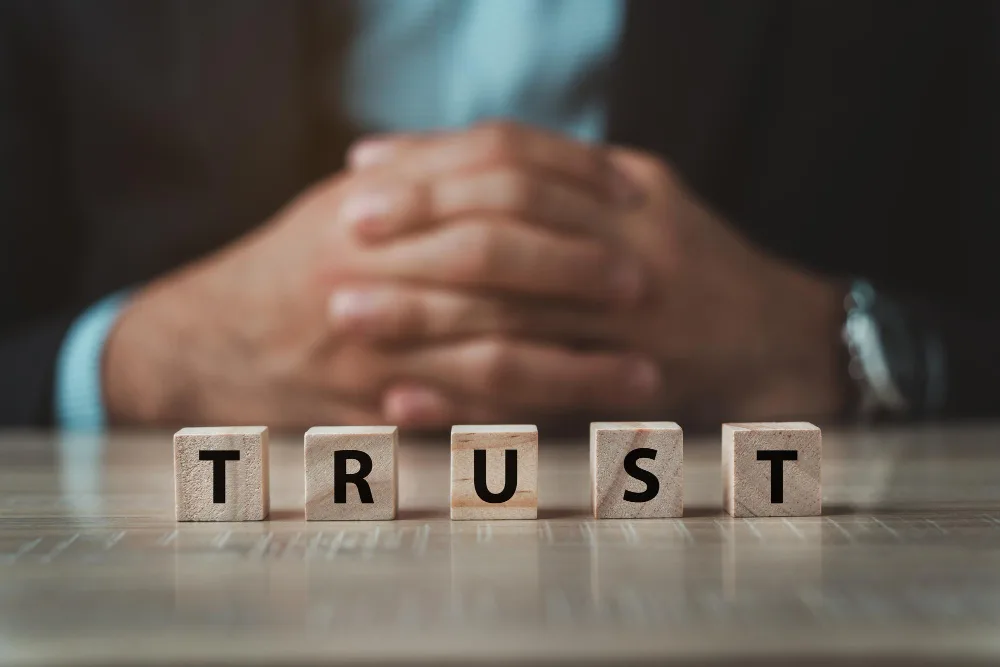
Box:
451;425;538;520
723;422;821;517
304;426;398;521
591;421;683;519
174;426;269;521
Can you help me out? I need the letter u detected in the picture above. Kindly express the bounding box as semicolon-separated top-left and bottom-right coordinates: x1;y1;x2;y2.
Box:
473;449;517;503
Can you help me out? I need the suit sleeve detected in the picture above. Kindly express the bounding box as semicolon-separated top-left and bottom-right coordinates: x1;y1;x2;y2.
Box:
920;2;1000;420
0;3;85;426
923;302;1000;420
0;316;80;426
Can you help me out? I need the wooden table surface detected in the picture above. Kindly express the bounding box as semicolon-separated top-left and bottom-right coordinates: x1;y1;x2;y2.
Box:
2;424;1000;666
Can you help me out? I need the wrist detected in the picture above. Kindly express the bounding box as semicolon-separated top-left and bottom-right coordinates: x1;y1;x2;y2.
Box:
749;267;851;421
103;278;200;426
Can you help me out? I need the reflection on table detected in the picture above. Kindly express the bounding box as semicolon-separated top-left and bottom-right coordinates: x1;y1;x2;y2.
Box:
2;425;1000;665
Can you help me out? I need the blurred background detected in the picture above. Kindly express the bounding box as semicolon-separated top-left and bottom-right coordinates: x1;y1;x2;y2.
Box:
1;0;997;435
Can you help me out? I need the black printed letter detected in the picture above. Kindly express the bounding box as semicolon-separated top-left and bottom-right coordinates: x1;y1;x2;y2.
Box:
474;449;517;503
334;450;374;503
622;447;660;503
199;450;240;503
756;450;798;503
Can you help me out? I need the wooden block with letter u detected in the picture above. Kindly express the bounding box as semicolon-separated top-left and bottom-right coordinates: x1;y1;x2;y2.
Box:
174;426;270;521
451;425;538;520
591;421;683;519
723;422;821;517
304;426;398;521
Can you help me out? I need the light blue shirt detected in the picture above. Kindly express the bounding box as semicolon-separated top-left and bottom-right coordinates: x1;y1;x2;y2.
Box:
55;0;625;430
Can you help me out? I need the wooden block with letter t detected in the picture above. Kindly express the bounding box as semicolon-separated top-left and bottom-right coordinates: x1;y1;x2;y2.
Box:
304;426;398;521
451;425;538;520
723;422;821;517
591;422;683;519
174;426;270;521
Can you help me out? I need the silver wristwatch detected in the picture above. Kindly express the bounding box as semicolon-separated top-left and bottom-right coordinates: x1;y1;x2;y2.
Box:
840;279;947;419
841;280;910;418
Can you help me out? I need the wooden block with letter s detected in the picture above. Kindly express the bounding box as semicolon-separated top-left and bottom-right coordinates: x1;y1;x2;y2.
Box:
591;421;683;519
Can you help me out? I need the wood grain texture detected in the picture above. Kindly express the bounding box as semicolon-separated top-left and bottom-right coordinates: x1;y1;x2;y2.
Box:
304;426;397;521
591;422;683;518
723;422;821;517
450;424;538;520
5;425;1000;664
173;426;269;521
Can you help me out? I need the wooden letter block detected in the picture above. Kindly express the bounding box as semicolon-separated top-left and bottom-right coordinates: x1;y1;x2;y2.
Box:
591;421;683;519
451;425;538;520
723;422;821;517
174;426;269;521
304;426;398;521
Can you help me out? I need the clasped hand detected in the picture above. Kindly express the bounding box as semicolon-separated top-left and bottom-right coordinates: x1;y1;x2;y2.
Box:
105;122;846;428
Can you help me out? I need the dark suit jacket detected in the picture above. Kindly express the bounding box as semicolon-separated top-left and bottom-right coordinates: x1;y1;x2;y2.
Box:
1;0;997;425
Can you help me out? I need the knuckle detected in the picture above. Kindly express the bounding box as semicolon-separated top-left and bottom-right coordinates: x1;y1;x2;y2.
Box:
589;241;619;270
407;181;434;219
496;168;539;212
473;337;516;395
405;293;439;339
379;288;419;337
576;242;618;288
562;355;618;407
582;149;613;183
310;237;344;286
647;154;676;183
626;150;675;187
473;122;523;165
326;344;385;396
476;119;520;140
445;223;500;281
436;294;471;335
491;303;529;336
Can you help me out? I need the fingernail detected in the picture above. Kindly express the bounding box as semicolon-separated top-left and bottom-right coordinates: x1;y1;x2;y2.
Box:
383;385;447;424
608;260;644;303
626;359;661;396
349;140;396;169
328;290;379;329
610;166;645;207
340;191;392;237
